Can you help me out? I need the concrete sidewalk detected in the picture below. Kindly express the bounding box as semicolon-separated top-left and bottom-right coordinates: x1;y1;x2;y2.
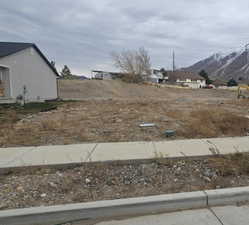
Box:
0;137;249;169
93;205;249;225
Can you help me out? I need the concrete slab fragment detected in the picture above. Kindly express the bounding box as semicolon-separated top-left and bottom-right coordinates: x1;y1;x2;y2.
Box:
91;142;155;162
212;205;249;225
96;209;220;225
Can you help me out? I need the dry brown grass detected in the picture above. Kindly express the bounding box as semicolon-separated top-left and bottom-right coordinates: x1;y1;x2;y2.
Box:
1;80;249;147
166;110;186;120
209;153;249;176
40;120;63;131
1;101;249;147
178;108;249;138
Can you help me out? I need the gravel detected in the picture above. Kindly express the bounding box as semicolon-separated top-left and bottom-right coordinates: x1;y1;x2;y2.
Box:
1;154;249;211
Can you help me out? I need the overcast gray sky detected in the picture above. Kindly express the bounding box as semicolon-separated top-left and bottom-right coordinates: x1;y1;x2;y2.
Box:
1;0;249;76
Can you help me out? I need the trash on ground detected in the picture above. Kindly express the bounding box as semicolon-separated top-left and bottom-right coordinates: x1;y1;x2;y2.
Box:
139;123;156;127
164;130;176;137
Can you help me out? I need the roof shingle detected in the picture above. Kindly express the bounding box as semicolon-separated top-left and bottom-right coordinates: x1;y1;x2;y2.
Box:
0;42;34;58
167;71;205;81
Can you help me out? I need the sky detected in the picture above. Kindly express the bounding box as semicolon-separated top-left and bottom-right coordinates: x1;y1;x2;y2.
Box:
1;0;249;76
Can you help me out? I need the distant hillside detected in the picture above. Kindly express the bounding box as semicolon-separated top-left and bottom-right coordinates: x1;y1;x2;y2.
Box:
185;50;249;81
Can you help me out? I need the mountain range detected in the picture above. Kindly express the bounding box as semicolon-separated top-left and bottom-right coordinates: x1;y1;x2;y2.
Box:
185;50;249;81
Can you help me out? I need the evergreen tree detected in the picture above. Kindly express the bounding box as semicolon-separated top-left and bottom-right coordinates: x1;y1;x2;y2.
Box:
51;61;56;68
160;68;168;78
227;78;238;87
199;70;212;85
61;65;72;78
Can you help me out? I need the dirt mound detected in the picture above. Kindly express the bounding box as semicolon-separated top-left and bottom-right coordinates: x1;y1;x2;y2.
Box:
58;79;172;100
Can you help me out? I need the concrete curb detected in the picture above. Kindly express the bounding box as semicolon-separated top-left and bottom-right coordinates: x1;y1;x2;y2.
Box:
0;187;249;225
205;186;249;206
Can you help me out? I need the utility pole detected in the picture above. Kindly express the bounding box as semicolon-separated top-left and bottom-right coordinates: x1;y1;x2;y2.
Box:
172;51;176;72
245;44;249;64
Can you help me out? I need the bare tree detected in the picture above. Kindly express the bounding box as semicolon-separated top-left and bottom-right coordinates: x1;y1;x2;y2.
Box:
112;47;151;83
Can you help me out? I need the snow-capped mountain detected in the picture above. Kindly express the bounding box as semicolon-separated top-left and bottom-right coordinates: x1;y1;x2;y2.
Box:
185;50;249;81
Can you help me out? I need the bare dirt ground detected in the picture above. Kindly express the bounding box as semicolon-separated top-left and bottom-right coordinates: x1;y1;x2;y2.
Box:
1;153;249;210
0;80;249;147
1;80;249;212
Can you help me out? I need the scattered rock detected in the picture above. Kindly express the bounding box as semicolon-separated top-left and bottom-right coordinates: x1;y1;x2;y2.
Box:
85;178;91;184
1;156;248;210
40;193;47;198
49;182;57;188
203;176;211;182
56;172;63;177
203;169;216;178
16;186;24;192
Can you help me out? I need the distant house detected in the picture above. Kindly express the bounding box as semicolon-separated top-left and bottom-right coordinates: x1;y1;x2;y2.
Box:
58;74;89;80
92;70;123;80
0;42;59;103
150;69;169;83
167;71;206;88
212;79;227;87
92;69;170;83
238;78;249;86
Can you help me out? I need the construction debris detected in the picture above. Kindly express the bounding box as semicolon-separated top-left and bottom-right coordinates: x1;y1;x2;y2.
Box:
139;123;156;127
164;130;176;137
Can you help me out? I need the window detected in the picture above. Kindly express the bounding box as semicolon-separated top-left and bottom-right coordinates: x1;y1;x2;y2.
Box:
0;70;3;81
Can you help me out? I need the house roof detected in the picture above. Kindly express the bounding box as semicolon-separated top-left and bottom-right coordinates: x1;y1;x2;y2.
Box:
167;71;205;81
238;79;249;85
0;42;59;76
212;79;227;86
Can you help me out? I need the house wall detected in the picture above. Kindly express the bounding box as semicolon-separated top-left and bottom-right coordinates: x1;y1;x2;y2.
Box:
198;80;206;87
0;47;58;101
150;70;166;83
185;82;201;89
0;67;10;97
93;72;113;80
176;79;206;88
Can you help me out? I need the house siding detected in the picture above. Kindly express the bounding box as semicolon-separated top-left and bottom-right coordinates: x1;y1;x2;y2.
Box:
0;47;57;101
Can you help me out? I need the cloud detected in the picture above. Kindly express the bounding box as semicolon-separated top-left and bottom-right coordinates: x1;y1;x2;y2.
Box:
1;0;249;74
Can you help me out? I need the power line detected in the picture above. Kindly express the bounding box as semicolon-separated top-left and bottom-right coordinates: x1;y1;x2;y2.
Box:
245;43;249;64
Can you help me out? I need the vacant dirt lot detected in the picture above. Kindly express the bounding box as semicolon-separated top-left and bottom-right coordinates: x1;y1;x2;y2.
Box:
0;80;249;147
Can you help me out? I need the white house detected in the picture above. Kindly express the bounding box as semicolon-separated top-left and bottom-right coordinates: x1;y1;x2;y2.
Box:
0;42;59;103
92;69;171;83
92;70;113;80
92;70;123;80
150;69;169;83
168;71;206;88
